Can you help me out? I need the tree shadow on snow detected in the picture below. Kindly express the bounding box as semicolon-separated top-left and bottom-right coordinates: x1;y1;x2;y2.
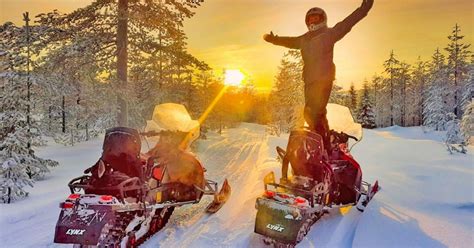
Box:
353;200;447;248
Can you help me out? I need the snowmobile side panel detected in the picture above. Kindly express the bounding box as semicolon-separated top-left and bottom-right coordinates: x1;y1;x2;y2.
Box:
54;205;115;245
254;197;307;244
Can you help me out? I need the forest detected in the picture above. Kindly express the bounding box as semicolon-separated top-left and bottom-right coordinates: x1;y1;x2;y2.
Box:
0;0;472;203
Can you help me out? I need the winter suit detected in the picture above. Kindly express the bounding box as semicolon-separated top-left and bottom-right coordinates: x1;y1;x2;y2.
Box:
265;0;373;147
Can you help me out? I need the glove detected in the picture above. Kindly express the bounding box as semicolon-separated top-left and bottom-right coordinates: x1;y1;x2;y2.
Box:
362;0;374;10
263;31;275;42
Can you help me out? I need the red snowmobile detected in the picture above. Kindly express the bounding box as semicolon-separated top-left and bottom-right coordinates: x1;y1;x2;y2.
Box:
53;127;230;247
254;104;379;247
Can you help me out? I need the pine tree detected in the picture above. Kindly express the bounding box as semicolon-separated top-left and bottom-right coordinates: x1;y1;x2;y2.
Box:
398;62;411;126
269;51;304;134
348;83;358;116
371;74;385;127
423;49;449;131
460;64;473;112
0;56;58;203
460;100;473;145
383;50;400;126
409;57;429;126
329;83;346;105
444;24;472;118
445;113;467;154
36;0;207;126
0;48;34;203
357;81;376;128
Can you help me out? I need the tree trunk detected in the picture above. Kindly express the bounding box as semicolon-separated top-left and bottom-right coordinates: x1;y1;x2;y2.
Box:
23;12;31;150
62;96;66;133
48;105;52;132
7;186;11;204
390;72;394;126
85;123;89;141
117;0;128;126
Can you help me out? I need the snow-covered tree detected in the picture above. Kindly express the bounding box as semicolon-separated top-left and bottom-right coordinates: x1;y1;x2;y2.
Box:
460;100;474;145
0;65;58;203
398;62;411;126
460;64;473;112
423;49;449;131
329;83;347;105
35;46;118;145
357;82;376;128
371;74;385;127
383;50;400;126
408;58;429;126
444;24;472;118
347;83;358;116
445;113;467;154
1;21;59;182
269;51;304;134
36;0;206;126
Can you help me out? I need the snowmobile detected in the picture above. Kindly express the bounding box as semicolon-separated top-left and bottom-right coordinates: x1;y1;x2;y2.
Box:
53;127;231;247
254;104;379;247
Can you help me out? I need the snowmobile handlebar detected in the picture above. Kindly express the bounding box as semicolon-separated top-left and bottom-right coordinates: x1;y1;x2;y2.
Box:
330;130;358;143
347;134;358;142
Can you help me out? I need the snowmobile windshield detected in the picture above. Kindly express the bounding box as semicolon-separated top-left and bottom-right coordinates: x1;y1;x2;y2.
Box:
102;128;141;173
326;103;363;148
145;103;200;147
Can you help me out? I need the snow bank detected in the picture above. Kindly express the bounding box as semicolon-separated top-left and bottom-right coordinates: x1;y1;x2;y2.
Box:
352;127;473;247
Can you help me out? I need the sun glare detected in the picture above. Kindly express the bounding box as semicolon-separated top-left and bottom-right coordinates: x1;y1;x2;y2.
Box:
224;69;245;86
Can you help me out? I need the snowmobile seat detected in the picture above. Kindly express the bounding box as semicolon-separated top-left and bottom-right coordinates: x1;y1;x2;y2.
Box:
284;129;328;182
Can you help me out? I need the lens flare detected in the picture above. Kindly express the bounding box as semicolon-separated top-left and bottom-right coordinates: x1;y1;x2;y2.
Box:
224;69;245;86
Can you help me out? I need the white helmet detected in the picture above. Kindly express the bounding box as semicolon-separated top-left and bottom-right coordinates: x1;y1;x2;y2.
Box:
305;7;327;31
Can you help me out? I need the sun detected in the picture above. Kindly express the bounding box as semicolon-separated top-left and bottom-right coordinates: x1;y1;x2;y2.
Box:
224;69;245;86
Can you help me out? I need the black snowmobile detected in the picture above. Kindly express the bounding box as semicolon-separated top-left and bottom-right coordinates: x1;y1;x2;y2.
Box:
254;104;379;247
53;127;230;247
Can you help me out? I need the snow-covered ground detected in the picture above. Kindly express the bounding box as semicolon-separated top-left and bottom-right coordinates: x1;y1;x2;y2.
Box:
0;124;472;247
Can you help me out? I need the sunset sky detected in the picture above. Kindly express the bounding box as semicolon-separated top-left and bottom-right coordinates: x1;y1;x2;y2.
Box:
1;0;472;91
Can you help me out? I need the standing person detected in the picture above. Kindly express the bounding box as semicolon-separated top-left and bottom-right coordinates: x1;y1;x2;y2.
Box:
263;0;374;148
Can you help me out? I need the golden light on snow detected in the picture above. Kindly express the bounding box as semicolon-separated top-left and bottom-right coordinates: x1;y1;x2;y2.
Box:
224;69;245;86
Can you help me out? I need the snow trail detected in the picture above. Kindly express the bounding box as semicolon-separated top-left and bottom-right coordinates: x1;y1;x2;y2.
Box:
142;123;271;247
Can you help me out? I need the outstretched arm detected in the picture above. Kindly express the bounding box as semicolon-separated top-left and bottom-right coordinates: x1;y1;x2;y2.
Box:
331;0;374;42
263;31;302;50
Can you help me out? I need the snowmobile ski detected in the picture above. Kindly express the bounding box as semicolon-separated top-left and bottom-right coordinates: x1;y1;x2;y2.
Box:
206;179;231;213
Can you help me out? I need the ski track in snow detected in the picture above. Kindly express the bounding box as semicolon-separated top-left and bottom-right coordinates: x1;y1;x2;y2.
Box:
0;124;472;248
